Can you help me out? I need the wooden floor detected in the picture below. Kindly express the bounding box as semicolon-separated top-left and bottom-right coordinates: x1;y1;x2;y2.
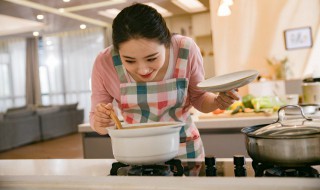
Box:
0;133;84;159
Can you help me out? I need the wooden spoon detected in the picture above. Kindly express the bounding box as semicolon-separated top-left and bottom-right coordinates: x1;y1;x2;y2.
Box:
109;110;123;129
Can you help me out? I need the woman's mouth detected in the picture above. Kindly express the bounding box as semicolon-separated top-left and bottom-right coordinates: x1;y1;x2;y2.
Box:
140;71;153;79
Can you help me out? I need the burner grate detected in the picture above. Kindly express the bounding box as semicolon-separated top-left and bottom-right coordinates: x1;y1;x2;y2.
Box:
252;161;320;178
109;159;184;176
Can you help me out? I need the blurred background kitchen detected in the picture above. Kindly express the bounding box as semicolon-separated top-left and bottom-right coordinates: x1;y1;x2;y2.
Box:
0;0;319;157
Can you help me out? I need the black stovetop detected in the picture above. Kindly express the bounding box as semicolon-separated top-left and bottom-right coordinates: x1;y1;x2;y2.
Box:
109;156;320;178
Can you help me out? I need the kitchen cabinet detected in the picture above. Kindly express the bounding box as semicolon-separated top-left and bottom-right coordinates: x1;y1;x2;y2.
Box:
78;124;113;158
199;128;248;158
81;132;113;158
191;12;211;37
80;126;248;159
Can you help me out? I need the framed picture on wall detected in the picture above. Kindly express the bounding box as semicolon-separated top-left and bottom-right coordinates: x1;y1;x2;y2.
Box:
284;27;313;50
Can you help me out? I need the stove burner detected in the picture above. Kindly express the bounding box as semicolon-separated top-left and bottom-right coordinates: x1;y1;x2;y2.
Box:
252;161;320;178
109;159;184;176
265;167;319;177
128;165;171;176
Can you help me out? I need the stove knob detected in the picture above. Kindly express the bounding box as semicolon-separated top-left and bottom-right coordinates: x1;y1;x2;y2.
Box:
205;156;216;167
205;156;217;176
234;155;245;166
233;155;247;177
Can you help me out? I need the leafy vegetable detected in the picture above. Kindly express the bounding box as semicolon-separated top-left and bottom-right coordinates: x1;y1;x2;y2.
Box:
251;96;284;112
242;94;255;108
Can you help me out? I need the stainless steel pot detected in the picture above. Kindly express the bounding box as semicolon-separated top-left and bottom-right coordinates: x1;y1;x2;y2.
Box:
241;105;320;167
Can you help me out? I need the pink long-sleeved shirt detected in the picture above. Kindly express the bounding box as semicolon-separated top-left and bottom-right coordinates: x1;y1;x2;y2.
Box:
90;35;209;129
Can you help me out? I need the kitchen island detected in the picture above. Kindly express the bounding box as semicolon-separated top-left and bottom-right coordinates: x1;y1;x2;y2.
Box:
79;112;319;158
0;159;319;190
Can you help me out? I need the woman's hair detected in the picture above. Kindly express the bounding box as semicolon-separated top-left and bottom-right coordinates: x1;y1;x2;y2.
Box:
112;3;172;52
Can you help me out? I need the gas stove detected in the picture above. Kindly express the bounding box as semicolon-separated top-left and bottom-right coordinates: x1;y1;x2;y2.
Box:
1;159;320;190
110;155;320;178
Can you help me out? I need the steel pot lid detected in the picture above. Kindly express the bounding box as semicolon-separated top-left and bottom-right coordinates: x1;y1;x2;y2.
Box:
248;105;320;138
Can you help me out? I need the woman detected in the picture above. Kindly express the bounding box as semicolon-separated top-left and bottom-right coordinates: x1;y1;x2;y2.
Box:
90;3;239;161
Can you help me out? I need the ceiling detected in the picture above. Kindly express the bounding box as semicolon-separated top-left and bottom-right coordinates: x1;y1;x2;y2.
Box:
0;0;210;38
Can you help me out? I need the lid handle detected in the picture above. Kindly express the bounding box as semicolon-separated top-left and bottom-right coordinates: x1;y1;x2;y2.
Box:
276;105;312;124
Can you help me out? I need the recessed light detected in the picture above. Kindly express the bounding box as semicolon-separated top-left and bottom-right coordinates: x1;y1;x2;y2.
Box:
36;14;44;20
33;31;39;36
80;24;86;29
171;0;207;13
59;8;65;13
63;0;70;2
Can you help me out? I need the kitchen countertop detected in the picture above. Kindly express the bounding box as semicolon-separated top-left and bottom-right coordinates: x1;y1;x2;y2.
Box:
78;112;320;132
0;159;319;190
78;114;277;133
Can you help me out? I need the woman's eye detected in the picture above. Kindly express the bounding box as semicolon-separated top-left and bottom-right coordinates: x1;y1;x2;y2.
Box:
125;60;135;64
147;58;157;62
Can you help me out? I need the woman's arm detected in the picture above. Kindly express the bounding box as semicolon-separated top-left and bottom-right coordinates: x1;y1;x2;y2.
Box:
89;49;120;134
186;37;239;113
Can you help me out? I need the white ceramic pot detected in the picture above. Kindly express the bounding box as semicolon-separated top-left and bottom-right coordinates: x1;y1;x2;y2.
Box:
302;82;320;105
107;122;184;165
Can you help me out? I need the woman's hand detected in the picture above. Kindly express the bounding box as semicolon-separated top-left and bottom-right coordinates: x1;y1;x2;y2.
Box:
200;89;241;113
214;89;240;110
93;103;115;133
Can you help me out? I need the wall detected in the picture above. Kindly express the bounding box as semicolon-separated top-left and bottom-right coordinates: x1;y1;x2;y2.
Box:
209;0;320;94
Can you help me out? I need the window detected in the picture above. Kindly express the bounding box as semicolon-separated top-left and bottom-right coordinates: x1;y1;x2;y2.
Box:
0;39;26;112
39;28;105;122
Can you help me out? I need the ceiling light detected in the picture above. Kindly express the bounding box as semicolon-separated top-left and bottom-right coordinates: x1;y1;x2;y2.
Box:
222;0;233;6
98;8;121;19
59;8;65;13
144;2;173;17
217;4;231;16
80;24;86;29
171;0;207;13
63;0;70;2
33;31;39;36
36;14;44;20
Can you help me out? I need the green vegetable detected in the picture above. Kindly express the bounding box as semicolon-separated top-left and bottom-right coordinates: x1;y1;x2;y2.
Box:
242;94;255;108
231;105;245;115
251;96;284;112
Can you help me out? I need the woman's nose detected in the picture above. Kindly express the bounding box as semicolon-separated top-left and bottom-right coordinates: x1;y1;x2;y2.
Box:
137;63;150;75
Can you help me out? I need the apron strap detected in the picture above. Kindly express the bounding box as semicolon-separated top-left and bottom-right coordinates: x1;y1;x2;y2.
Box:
173;38;192;78
111;48;129;83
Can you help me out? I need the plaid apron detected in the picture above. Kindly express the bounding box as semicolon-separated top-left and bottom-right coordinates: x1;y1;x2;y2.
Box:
112;38;204;161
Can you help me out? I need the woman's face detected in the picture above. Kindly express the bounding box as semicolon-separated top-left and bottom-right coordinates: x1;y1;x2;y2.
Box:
118;38;167;82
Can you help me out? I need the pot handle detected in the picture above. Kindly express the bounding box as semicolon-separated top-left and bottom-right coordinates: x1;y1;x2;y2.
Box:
276;105;313;123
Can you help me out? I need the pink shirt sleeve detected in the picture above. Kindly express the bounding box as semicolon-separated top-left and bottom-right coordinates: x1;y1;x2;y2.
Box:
89;47;121;129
